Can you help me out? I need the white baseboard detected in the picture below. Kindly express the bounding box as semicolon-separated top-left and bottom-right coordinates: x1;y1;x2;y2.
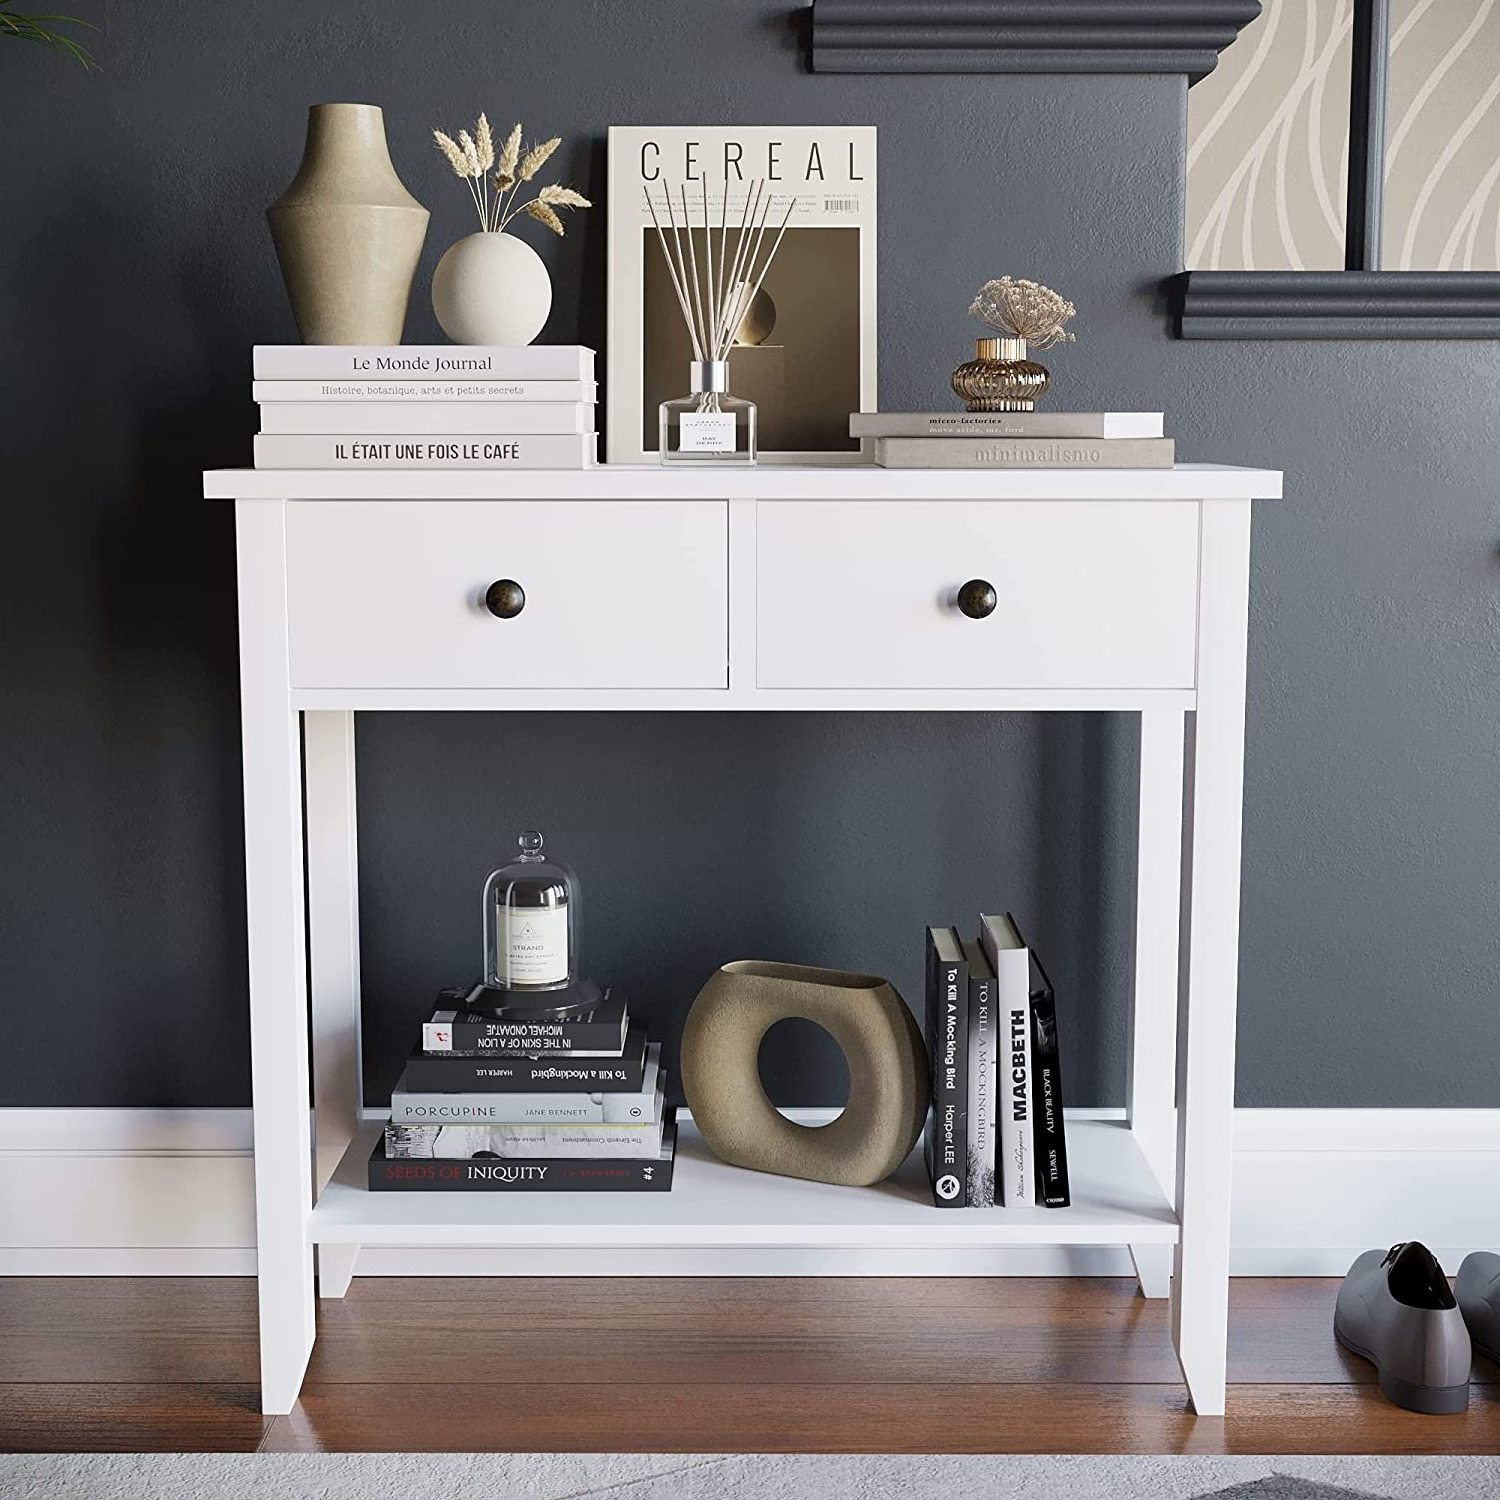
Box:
3;1107;1498;1277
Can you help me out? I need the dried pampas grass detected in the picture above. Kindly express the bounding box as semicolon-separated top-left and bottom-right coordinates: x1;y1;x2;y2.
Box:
432;114;590;236
517;137;560;183
524;201;566;236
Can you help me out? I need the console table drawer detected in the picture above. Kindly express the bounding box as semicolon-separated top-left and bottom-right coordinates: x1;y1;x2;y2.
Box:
286;500;728;689
755;500;1198;690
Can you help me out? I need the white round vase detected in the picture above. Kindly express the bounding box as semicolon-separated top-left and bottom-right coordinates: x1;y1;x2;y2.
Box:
431;231;552;345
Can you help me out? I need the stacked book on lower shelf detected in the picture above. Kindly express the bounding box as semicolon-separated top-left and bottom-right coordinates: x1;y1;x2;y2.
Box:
252;344;598;469
369;988;677;1192
851;410;1172;469
925;913;1071;1210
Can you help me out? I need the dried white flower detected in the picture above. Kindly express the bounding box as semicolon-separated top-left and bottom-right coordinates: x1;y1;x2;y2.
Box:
969;276;1077;348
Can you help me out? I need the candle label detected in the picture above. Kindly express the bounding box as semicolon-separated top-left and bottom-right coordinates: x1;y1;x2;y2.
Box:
505;906;569;985
678;412;736;452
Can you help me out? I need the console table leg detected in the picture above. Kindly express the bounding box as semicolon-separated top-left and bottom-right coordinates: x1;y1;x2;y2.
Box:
1128;709;1186;1297
305;709;364;1296
1171;500;1251;1417
237;499;316;1415
317;1244;360;1299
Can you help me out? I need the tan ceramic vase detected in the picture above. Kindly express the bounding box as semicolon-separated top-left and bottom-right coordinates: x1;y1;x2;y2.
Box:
681;961;929;1188
267;103;429;344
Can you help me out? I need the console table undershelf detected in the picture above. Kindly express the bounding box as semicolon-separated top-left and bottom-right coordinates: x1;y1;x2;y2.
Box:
315;1116;1177;1249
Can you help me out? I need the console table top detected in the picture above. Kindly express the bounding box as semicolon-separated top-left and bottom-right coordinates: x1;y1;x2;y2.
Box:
204;462;1283;502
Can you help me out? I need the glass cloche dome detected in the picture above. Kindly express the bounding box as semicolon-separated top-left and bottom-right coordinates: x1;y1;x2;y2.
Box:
475;830;601;1017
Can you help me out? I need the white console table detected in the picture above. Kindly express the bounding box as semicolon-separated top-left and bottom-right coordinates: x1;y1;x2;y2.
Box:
205;461;1282;1417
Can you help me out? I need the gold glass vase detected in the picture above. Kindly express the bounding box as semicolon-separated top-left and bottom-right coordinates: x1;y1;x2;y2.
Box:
950;336;1051;412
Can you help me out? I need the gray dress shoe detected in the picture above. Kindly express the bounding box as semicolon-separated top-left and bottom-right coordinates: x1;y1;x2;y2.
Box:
1457;1251;1500;1365
1334;1242;1471;1413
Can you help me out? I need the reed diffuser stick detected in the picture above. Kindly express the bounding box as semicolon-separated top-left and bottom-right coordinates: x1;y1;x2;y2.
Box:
720;196;796;359
644;188;701;359
702;177;717;367
680;184;709;362
714;179;730;357
716;182;759;347
663;188;704;360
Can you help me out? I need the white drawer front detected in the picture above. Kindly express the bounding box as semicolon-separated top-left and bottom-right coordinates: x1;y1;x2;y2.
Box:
287;501;727;689
756;500;1199;690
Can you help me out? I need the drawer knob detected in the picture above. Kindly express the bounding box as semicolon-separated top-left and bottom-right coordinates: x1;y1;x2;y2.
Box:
485;579;526;619
956;579;997;620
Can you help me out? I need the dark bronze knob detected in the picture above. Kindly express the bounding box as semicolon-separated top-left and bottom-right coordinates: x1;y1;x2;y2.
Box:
485;579;525;619
956;578;997;619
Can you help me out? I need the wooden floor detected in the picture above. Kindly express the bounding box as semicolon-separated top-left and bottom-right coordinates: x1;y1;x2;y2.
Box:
1;1277;1497;1454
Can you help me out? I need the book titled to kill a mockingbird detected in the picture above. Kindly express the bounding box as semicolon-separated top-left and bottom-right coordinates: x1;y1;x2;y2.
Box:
923;926;968;1208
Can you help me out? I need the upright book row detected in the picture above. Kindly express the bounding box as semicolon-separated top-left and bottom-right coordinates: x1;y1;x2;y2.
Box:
924;915;1070;1209
251;345;598;469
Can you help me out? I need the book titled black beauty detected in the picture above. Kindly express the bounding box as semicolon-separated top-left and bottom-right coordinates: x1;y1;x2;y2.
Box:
402;1022;649;1093
368;1115;676;1192
923;926;969;1207
422;989;629;1055
1020;928;1071;1208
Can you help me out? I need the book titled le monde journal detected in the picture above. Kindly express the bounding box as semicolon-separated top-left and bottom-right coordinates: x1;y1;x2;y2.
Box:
251;345;595;381
606;125;877;465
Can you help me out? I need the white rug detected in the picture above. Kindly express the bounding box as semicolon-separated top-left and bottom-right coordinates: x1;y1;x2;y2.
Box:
3;1454;1498;1499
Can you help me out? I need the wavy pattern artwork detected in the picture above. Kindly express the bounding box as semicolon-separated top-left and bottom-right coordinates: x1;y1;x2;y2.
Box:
1187;0;1500;270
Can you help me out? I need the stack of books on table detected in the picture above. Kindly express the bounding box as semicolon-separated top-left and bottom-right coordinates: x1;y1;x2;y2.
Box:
368;987;677;1193
924;914;1071;1210
251;345;597;469
851;411;1172;468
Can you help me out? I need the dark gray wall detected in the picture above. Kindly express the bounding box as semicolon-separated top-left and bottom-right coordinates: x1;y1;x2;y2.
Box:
2;2;1496;1109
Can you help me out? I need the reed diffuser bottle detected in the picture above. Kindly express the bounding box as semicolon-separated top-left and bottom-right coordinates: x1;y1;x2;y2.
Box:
660;359;757;463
